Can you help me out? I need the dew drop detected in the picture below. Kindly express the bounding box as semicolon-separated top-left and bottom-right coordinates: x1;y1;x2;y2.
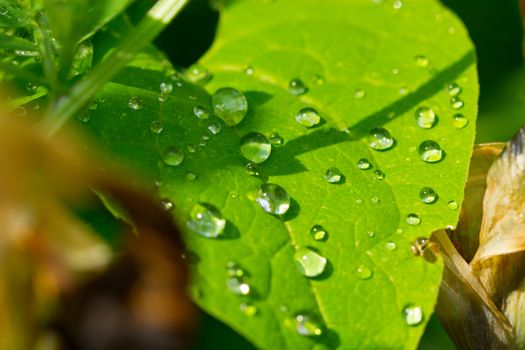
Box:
367;231;375;238
450;96;464;110
418;140;443;163
245;162;259;176
406;213;421;226
128;96;142;110
289;78;307;95
227;277;251;295
399;86;409;95
0;6;7;15
403;304;424;326
368;127;394;151
295;107;321;128
77;112;90;123
186;172;197;181
357;158;372;170
193;105;209;120
187;203;226;238
256;183;290;215
150;120;163;134
244;66;254;75
269;132;283;145
202;131;211;141
385;241;397;250
212;87;248;126
447;82;461;96
356;264;373;279
453;114;468;129
160;198;174;211
324;167;343;184
373;170;385;180
447;200;458;210
208;123;221;135
310;225;328;241
294;313;323;336
294;247;327;277
226;261;244;277
240;302;258;316
393;0;402;10
187;144;196;153
162;146;184;166
415;106;436;129
240;132;271;163
186;64;211;83
354;89;366;99
160;81;173;94
88;100;98;110
313;74;325;85
371;196;380;204
415;55;429;68
419;187;437;204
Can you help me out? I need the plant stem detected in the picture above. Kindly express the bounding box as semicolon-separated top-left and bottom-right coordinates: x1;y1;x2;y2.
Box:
43;0;190;138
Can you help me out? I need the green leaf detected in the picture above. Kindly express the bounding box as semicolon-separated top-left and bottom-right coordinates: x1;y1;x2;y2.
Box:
79;0;478;348
0;0;31;28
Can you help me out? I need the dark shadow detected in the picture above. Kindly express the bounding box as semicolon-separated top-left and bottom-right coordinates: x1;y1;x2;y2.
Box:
183;250;201;265
111;66;166;91
244;90;273;108
281;198;300;222
220;221;241;239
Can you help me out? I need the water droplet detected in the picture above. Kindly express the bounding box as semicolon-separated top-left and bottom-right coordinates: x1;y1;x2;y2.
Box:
367;231;375;238
244;66;254;75
240;302;258;316
415;106;436;129
160;82;173;94
289;78;307;95
355;198;363;205
415;55;429;68
406;214;421;226
447;82;461;96
256;183;290;215
295;107;321;128
418;140;443;163
357;158;371;170
392;67;399;75
393;0;402;10
269;132;283;145
240;132;271;163
294;313;323;336
371;196;380;204
202;131;211;141
354;89;366;99
88;100;98;110
368;127;394;151
447;200;458;210
324;167;343;184
0;6;7;15
162;146;184;166
399;86;408;95
227;277;251;295
313;74;325;85
245;162;259;176
373;170;385;180
186;64;211;83
419;187;437;204
403;304;423;326
450;96;464;110
186;172;197;180
310;225;328;241
77;112;90;123
193;105;209;120
411;237;428;256
128;96;142;110
160;198;174;211
356;264;373;279
208;123;221;135
187;203;226;238
150;120;163;134
187;144;196;153
385;241;397;250
396;228;403;234
453;114;468;129
212;87;248;126
294;247;327;277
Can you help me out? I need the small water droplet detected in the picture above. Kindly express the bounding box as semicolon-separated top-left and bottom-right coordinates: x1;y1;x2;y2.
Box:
392;0;402;10
256;183;290;215
450;96;464;110
128;96;142;110
162;146;184;166
368;127;394;151
0;6;8;15
77;112;90;123
227;277;251;295
403;304;423;326
294;247;327;277
160;82;173;94
415;106;436;129
367;231;375;238
399;86;409;95
310;225;328;241
245;162;259;176
396;228;403;234
354;89;366;99
294;313;323;336
212;87;248;126
187;203;226;238
295;107;321;128
418;140;443;163
355;198;363;205
150;120;163;134
240;132;271;163
186;172;197;181
373;170;385;180
324;167;343;184
411;237;428;256
88;100;98;110
447;200;458;210
371;196;380;204
356;264;373;279
240;302;258;316
419;187;437;204
415;55;429;68
392;67;399;75
313;74;325;85
357;158;372;170
160;198;174;211
289;78;307;95
385;241;397;250
186;64;211;83
453;114;468;129
187;144;196;153
244;66;254;75
208;123;221;135
447;82;461;96
269;132;283;145
193;105;209;120
406;214;421;226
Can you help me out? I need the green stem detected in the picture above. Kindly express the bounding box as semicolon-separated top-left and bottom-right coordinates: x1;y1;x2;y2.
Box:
43;0;190;138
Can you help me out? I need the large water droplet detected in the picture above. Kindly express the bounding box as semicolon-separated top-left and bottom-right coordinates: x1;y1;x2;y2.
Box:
162;146;184;166
406;214;421;226
193;105;210;120
128;96;142;110
289;78;307;95
212;87;248;126
310;225;328;241
294;247;327;277
415;106;436;129
150;120;163;134
240;132;271;163
419;187;437;204
295;107;321;128
324;167;343;184
256;183;290;215
368;127;394;151
356;264;373;279
240;302;258;316
418;140;443;163
357;158;371;170
402;304;424;326
294;313;323;336
187;203;226;238
453;114;468;129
